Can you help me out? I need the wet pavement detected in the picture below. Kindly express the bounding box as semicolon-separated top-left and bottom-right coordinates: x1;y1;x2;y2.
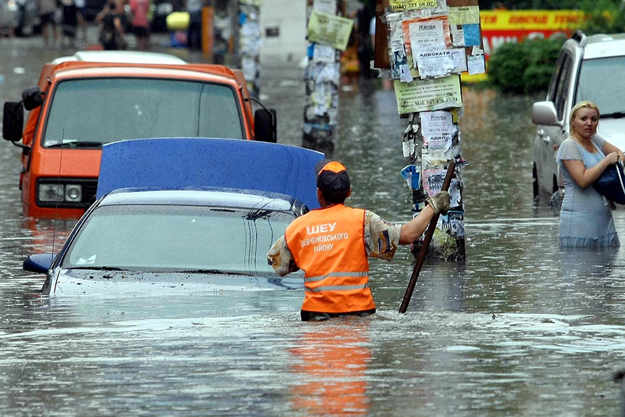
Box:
2;28;625;416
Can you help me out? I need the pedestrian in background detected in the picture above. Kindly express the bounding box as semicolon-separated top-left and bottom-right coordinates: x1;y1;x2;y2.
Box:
267;160;450;321
129;0;150;49
185;0;202;50
97;1;125;50
60;0;82;48
556;100;625;247
38;0;59;45
0;0;17;39
74;0;87;40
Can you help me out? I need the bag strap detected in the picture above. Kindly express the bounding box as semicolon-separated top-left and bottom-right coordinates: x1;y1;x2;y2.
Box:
617;160;625;197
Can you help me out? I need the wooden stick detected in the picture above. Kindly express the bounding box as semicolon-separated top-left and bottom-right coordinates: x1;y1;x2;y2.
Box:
399;161;456;314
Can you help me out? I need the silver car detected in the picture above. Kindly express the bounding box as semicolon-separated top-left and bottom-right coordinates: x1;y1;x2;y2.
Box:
531;31;625;203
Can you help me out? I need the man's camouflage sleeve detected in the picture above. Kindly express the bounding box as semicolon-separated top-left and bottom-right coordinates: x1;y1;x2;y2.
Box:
364;210;402;261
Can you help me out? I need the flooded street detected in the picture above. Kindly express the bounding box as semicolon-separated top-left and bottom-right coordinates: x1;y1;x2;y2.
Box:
2;35;625;416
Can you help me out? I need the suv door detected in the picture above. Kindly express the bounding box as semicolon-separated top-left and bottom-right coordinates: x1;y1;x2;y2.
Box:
535;50;573;195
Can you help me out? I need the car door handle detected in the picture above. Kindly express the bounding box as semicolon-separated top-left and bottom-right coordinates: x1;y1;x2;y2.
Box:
537;129;550;143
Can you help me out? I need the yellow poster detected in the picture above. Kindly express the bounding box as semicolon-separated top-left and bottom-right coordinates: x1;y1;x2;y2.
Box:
449;6;480;25
394;75;462;114
389;0;437;12
307;10;354;51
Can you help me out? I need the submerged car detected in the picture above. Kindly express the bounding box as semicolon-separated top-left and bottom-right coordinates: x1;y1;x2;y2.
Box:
532;31;625;202
24;188;308;296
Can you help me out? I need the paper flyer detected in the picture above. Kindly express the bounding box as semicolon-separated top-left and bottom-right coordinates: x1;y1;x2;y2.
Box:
450;25;465;47
462;24;481;47
449;48;467;73
414;49;455;78
468;54;485;75
312;0;335;13
312;44;336;63
307;10;354;51
424;169;461;207
424;134;453;151
423;168;445;196
389;0;437;12
409;20;447;56
421;110;454;136
402;16;451;78
394;75;462;114
448;6;480;25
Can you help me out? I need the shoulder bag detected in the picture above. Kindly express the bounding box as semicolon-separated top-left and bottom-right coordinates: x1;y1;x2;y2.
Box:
593;161;625;204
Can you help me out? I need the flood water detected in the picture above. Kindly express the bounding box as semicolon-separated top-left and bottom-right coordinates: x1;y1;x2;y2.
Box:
2;34;625;416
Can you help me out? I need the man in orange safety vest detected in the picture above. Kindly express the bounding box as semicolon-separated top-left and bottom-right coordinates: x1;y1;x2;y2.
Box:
267;160;450;321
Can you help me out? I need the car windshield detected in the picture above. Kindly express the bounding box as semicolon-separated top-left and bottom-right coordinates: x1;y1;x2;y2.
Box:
576;56;625;117
61;204;294;275
42;78;244;147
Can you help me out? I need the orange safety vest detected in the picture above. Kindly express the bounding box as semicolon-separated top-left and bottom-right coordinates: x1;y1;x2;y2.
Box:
284;204;375;314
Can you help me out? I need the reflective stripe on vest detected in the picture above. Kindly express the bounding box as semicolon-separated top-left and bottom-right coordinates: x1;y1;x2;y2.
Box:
284;204;375;314
305;283;370;293
304;271;368;283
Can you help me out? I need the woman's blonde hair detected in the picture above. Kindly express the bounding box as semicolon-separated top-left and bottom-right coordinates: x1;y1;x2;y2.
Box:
569;100;600;133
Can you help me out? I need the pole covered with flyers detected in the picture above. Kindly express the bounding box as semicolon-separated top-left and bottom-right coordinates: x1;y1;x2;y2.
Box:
238;0;263;98
302;0;352;154
373;0;485;261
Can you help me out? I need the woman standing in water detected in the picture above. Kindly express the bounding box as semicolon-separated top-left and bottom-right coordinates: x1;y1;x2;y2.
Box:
557;100;625;247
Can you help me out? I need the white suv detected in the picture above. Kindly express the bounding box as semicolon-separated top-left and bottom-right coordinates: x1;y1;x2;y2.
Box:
531;31;625;202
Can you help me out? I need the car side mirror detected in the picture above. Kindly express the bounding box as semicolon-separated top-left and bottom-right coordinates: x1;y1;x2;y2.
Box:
23;253;55;273
531;101;561;127
2;102;24;142
21;86;43;111
254;108;277;143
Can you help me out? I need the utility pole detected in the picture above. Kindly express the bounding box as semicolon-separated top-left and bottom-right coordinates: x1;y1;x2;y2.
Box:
302;0;351;155
238;1;263;97
373;0;483;260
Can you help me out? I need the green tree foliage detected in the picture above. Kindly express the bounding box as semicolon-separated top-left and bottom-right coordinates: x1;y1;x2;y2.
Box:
579;0;625;34
487;37;564;93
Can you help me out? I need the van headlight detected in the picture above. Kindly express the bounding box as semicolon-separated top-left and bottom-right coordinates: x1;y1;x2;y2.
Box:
65;184;83;202
38;184;65;202
38;183;82;203
36;178;97;209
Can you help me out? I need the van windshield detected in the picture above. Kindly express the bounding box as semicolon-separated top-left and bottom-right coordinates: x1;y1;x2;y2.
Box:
576;56;625;117
42;78;245;147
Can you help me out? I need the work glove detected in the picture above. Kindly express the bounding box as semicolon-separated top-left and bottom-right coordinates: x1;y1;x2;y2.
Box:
426;191;450;215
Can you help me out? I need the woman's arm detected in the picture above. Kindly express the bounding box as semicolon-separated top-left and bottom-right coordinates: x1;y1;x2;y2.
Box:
563;153;620;188
114;16;124;35
603;141;625;162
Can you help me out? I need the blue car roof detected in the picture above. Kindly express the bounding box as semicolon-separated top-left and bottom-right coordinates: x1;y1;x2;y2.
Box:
100;187;307;215
97;138;325;209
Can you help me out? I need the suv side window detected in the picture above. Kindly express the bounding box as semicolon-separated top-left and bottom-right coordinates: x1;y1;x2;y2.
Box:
552;53;573;121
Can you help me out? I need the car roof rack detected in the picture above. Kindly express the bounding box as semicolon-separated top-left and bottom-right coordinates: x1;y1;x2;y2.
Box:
572;30;587;47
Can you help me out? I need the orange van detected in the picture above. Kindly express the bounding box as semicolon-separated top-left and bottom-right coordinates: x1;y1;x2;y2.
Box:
2;53;276;218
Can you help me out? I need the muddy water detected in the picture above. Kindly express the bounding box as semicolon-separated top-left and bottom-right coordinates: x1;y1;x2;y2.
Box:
1;35;625;416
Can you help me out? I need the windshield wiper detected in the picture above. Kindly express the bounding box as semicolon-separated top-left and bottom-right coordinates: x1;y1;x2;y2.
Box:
175;269;254;276
47;141;103;148
601;111;625;119
246;209;272;220
69;266;126;271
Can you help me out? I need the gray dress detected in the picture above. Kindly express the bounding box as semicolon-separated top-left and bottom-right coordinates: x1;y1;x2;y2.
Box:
556;136;620;248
